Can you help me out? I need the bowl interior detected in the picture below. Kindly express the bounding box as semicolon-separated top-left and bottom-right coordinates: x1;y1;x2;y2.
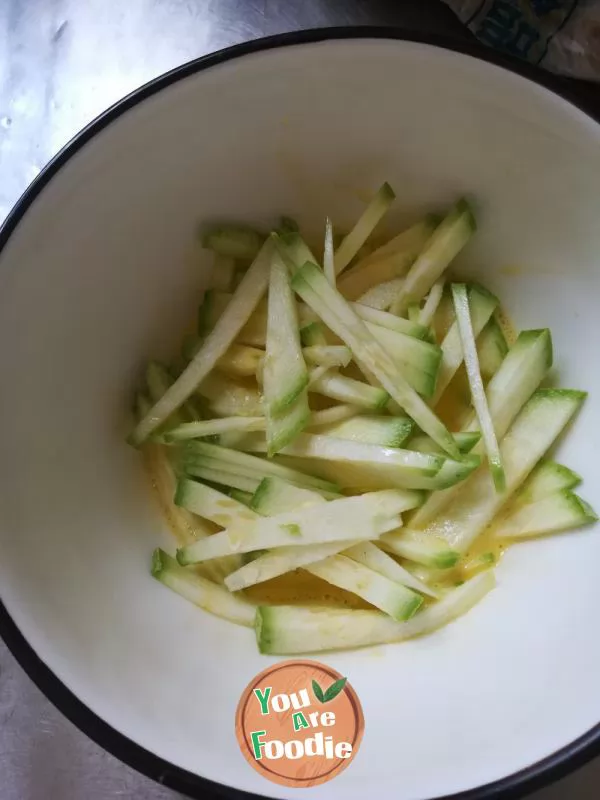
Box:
1;38;600;800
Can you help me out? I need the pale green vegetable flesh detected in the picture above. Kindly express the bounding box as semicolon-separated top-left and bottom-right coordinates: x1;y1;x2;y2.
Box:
512;459;581;505
222;478;351;589
419;280;445;326
451;283;505;492
174;479;259;527
263;247;310;455
324;217;335;285
135;193;595;656
264;248;309;416
408;389;587;553
135;392;152;422
300;321;329;347
494;490;597;539
356;214;441;269
255;571;495;654
228;488;254;506
130;240;272;444
183;441;341;496
305;404;362;428
337;216;438;300
201;225;264;259
476;329;554;434
164;416;265;442
356;278;407;310
274;231;318;273
266;392;310;458
256;451;478;495
291;263;460;458
152;549;254;627
320;415;414;447
408;431;481;455
390;199;476;314
176;490;411;564
236;435;478;493
198;373;263;417
306;555;423;621
477;316;508;381
309;370;389;410
365;323;442;375
225;539;362;591
145;362;194;429
248;432;444;478
145;362;174;403
411;328;553;529
250;477;422;517
217;344;264;378
352;302;431;339
343;541;438;598
381;529;460;568
250;477;327;516
199;291;268;347
366;322;442;398
407;303;421;323
432;283;499;405
184;461;263;494
334;183;396;275
302;345;352;368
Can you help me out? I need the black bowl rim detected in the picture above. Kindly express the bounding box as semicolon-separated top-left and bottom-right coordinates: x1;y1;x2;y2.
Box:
1;25;599;800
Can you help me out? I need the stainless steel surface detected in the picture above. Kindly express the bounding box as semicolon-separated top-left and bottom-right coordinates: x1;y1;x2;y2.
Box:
0;1;599;798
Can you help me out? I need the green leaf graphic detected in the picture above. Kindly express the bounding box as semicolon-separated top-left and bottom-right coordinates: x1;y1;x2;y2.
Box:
312;679;325;703
323;677;348;703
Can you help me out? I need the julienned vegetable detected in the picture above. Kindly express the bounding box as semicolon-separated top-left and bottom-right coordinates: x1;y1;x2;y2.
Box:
451;283;505;492
263;247;310;455
256;571;495;654
129;183;595;655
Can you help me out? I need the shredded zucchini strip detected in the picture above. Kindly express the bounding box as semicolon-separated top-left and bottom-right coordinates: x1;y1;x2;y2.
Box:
452;283;505;492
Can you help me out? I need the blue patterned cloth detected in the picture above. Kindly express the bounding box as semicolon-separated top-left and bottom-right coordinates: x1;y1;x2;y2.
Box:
444;0;600;80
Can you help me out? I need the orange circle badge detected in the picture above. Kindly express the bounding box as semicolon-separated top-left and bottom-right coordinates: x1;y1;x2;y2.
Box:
235;659;364;788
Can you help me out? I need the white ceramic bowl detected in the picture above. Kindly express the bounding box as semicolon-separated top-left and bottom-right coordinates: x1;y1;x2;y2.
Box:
2;29;600;800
